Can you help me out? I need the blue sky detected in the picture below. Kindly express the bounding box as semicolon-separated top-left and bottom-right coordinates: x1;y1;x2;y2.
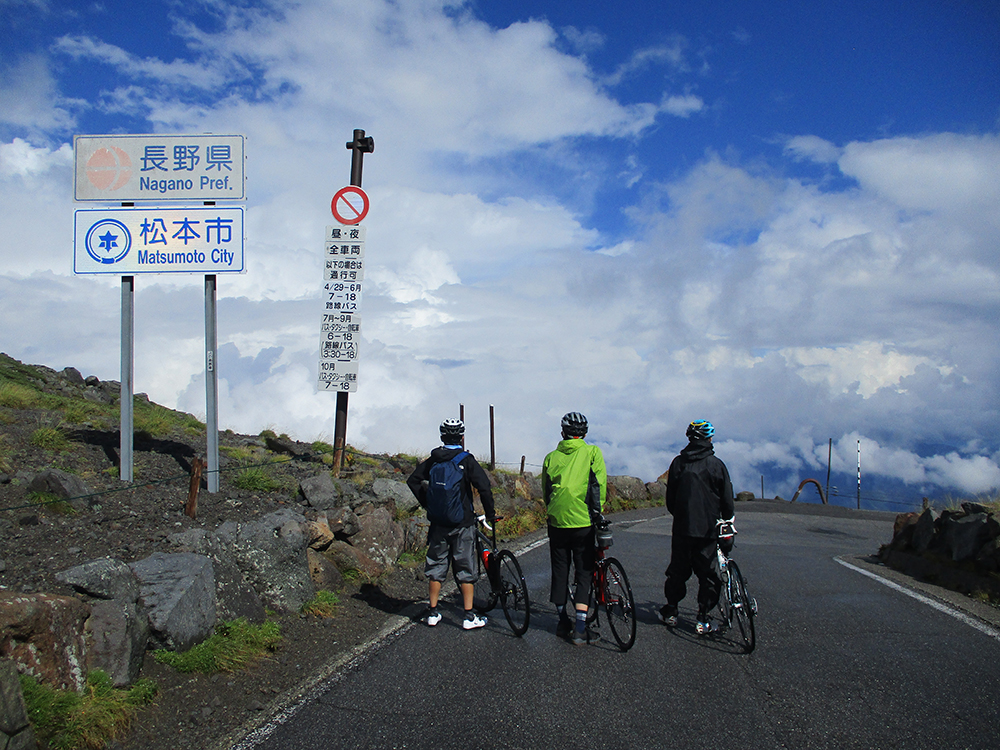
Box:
1;0;999;510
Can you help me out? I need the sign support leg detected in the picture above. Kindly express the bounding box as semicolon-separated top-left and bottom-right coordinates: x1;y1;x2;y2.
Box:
331;128;375;475
205;274;220;493
120;275;134;482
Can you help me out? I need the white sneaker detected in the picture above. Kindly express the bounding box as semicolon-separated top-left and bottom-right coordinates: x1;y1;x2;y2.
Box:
696;619;716;635
462;613;487;630
425;610;442;627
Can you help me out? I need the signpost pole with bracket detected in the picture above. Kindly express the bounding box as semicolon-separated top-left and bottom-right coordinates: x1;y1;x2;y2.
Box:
332;129;374;475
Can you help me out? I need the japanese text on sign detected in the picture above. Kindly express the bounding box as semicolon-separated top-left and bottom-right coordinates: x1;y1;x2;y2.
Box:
318;225;366;392
73;206;245;275
74;134;246;201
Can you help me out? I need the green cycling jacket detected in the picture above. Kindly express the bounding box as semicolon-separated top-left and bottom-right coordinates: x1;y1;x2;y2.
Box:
542;438;607;528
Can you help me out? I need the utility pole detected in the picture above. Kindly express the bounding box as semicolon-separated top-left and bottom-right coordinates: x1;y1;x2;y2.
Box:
332;129;374;475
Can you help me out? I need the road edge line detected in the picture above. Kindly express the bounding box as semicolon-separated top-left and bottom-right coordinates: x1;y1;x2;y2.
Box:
835;556;1000;642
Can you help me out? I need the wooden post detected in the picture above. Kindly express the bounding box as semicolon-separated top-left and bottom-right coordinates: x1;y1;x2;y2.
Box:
186;457;204;518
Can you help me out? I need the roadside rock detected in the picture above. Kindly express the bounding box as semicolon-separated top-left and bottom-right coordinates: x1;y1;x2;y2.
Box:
129;553;217;652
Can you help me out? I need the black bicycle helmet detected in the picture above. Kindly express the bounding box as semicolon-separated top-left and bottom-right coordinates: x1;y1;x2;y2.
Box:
440;418;465;439
560;411;588;438
686;419;715;441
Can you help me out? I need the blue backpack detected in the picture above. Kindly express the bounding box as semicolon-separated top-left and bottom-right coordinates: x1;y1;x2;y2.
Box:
426;451;470;525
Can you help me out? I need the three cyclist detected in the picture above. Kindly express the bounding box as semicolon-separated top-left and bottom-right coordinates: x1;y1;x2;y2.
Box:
541;412;607;645
659;419;736;635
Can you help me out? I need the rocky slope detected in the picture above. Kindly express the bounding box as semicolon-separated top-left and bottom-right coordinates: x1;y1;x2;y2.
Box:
0;354;470;749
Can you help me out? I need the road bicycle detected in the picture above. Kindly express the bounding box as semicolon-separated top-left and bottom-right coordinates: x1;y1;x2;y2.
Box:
471;515;531;636
569;518;637;651
715;521;757;653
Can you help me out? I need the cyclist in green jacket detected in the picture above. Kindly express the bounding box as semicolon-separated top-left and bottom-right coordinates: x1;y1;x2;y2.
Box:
542;412;607;645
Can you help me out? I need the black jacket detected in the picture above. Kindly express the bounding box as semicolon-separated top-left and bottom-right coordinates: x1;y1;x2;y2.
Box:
665;439;735;538
406;446;495;527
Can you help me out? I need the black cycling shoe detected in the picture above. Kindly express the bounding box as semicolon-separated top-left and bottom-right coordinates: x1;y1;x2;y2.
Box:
556;616;573;639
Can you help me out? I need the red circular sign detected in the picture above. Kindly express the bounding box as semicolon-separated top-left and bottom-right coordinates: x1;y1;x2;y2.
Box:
331;186;370;225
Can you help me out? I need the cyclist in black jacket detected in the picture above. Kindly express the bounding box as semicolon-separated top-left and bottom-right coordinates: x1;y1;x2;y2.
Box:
407;418;495;630
659;420;735;634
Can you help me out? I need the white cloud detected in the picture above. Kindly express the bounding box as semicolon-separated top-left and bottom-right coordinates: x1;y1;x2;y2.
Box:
839;134;1000;215
0;54;77;136
0;2;998;505
784;135;841;164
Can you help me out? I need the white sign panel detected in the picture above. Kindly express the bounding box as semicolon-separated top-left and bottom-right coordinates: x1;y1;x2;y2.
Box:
74;134;245;202
73;206;245;275
318;225;365;392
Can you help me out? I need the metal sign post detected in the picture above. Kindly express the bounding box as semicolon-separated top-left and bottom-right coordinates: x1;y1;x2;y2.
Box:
73;133;246;487
120;276;134;482
205;275;220;493
331;129;374;475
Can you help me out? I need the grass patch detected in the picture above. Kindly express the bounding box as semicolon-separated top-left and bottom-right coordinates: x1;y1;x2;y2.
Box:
153;618;282;674
62;400;116;427
231;466;282;492
0;380;41;408
30;425;71;452
132;400;204;437
300;589;340;617
28;490;76;515
20;670;157;750
220;445;258;462
496;505;547;538
397;550;425;568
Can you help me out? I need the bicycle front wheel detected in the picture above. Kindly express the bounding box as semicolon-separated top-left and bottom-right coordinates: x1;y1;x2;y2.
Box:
473;550;497;614
496;550;530;636
603;557;636;651
728;560;756;653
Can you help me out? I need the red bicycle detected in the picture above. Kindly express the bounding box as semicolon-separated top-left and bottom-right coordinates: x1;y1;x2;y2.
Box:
570;518;637;651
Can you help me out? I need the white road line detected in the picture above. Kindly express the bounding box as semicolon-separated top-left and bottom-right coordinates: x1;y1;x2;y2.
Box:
835;556;1000;642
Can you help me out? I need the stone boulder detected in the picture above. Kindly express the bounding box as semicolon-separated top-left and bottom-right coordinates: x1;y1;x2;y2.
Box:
326;507;361;538
322;540;383;579
940;512;996;562
646;481;667;504
911;508;938;553
214;509;314;612
26;469;92;511
85;599;148;687
56;557;140;603
349;507;404;569
129;553;217;652
608;476;649;507
0;659;36;750
299;472;340;510
306;549;344;591
299;474;363;511
372;478;419;514
0;593;89;691
736;491;755;503
55;558;148;686
166;529;267;625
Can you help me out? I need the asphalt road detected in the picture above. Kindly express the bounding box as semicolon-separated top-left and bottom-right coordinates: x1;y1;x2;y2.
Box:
237;503;1000;750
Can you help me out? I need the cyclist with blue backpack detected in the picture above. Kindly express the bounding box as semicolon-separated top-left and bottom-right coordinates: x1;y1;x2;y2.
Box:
406;418;495;630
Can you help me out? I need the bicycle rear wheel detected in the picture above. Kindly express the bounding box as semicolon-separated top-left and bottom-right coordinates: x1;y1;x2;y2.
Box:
473;549;497;614
496;550;530;636
716;564;732;631
728;560;756;653
603;558;636;651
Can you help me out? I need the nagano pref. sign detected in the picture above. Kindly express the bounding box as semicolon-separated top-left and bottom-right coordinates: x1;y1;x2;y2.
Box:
74;134;245;202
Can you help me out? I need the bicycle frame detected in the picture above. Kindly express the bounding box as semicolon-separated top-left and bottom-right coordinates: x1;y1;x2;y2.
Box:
472;516;530;636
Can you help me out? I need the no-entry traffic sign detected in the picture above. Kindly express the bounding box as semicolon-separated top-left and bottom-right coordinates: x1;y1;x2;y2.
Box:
331;186;369;225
